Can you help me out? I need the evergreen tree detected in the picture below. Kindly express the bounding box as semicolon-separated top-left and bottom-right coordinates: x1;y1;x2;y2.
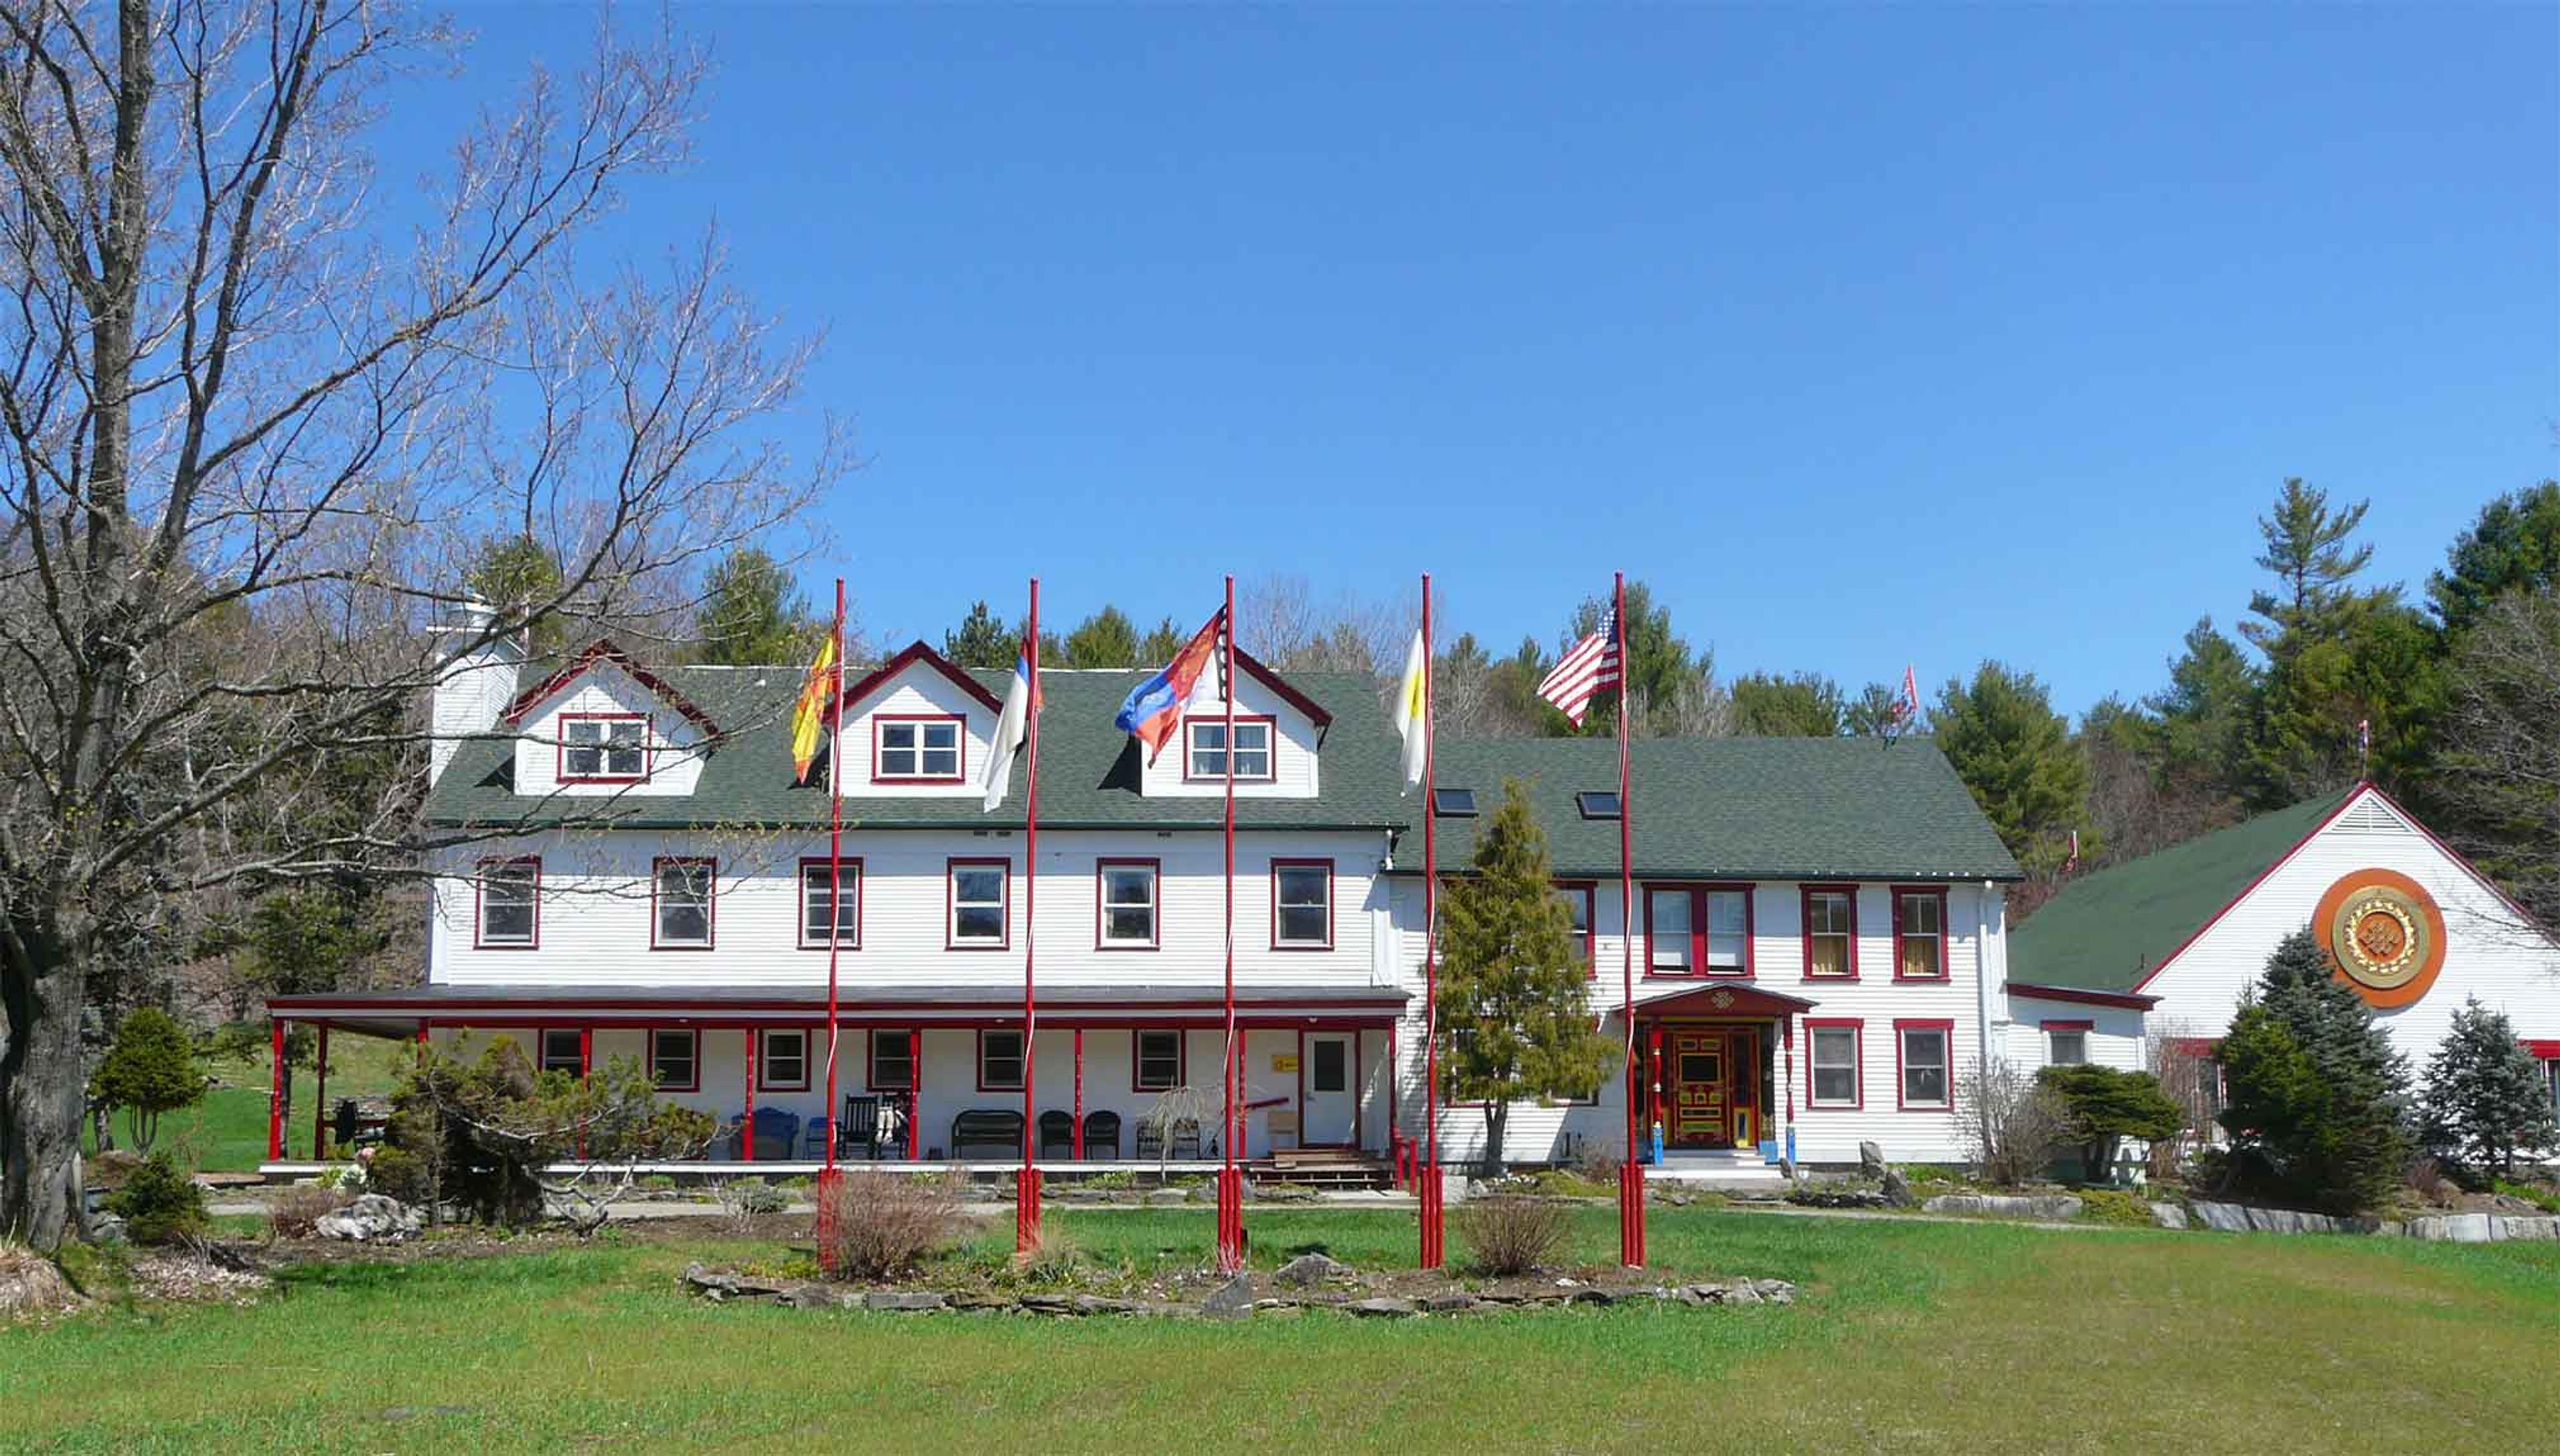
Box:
89;1009;203;1153
1137;615;1186;664
1730;672;1846;736
2429;481;2560;637
1433;779;1614;1174
943;601;1014;669
1555;581;1708;738
2148;617;2259;795
466;534;572;655
1843;681;1911;738
2035;1064;2187;1183
2418;997;2558;1178
2215;927;2412;1211
1931;661;2092;879
2241;478;2375;655
1062;606;1142;668
691;547;816;665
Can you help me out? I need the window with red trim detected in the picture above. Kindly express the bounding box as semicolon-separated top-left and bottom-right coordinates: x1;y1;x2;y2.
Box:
1646;885;1751;975
868;1029;915;1091
1807;1021;1862;1109
759;1029;809;1091
1098;859;1159;949
1803;887;1857;979
798;859;861;949
949;859;1010;948
1185;717;1275;783
874;715;964;782
538;1029;583;1075
1895;1021;1953;1109
559;713;648;781
1272;859;1333;949
475;857;540;948
1556;883;1595;975
2046;1024;2090;1066
649;1029;699;1091
652;857;715;949
1135;1029;1185;1091
979;1029;1025;1091
1892;887;1949;980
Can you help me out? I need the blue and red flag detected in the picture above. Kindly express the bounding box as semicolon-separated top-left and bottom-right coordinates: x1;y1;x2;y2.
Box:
1116;607;1225;763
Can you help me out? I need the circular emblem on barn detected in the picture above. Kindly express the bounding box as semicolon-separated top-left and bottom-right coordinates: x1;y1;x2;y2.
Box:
2313;868;2446;1009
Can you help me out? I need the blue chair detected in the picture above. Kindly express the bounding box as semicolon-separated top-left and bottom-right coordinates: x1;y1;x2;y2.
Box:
737;1106;801;1161
801;1116;833;1160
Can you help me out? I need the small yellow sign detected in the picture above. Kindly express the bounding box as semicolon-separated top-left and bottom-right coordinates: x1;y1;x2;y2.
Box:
1271;1054;1300;1073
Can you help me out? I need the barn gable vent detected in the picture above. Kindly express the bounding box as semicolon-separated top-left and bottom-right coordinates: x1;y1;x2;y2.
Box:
2333;793;2409;836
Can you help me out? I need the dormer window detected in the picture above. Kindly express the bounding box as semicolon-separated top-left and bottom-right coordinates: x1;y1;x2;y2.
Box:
560;715;647;781
1186;717;1275;783
875;715;963;783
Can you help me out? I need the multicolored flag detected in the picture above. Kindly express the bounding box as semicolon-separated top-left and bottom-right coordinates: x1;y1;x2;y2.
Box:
981;631;1041;811
789;630;838;783
1897;665;1923;727
1393;626;1427;791
1537;601;1620;728
1115;607;1225;763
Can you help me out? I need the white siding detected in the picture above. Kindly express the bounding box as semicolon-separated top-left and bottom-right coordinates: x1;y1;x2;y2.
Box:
834;669;1003;802
1135;670;1321;800
1995;995;2149;1073
2138;787;2560;1069
511;663;711;797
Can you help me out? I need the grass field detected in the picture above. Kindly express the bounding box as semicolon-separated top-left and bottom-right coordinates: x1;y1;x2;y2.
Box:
7;1206;2559;1454
86;1041;410;1173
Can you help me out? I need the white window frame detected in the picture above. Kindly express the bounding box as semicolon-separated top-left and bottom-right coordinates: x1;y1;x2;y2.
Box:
653;858;715;949
949;861;1011;948
799;859;861;949
1135;1029;1184;1092
649;1029;699;1091
538;1029;583;1076
759;1029;809;1092
1898;1025;1951;1110
1272;861;1333;949
475;858;539;948
560;715;648;781
1704;889;1749;971
1098;860;1159;949
1185;718;1275;783
1647;887;1693;971
979;1029;1026;1091
875;716;964;782
1808;1025;1861;1109
2047;1029;2089;1067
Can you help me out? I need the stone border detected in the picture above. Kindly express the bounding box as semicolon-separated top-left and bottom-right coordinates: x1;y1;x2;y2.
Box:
679;1263;1796;1319
2167;1201;2560;1242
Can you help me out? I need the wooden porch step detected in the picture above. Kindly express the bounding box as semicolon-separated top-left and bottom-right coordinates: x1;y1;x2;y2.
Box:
1250;1148;1393;1190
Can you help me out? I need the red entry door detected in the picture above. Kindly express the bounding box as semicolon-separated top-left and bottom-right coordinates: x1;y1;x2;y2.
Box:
1667;1029;1731;1149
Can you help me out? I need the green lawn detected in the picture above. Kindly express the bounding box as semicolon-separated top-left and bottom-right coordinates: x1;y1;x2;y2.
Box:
87;1040;410;1173
7;1207;2559;1453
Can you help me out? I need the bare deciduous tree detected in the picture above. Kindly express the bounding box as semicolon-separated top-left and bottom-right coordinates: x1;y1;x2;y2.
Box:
0;1;836;1247
2431;585;2560;945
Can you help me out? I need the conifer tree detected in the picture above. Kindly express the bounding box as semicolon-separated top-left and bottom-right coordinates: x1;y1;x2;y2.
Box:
1433;779;1613;1174
2419;997;2557;1178
943;601;1015;668
2215;927;2412;1211
691;547;817;665
1932;661;2093;878
1062;606;1142;668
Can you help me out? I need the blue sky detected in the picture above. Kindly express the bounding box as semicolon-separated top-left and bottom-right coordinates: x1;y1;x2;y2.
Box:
400;5;2555;717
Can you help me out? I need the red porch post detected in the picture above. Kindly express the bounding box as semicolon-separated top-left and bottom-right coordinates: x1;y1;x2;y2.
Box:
577;1026;593;1159
311;1023;331;1161
1071;1029;1085;1160
267;1018;287;1161
907;1029;922;1159
743;1028;757;1162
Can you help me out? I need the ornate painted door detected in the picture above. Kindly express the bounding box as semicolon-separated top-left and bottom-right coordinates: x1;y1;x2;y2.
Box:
1668;1029;1731;1149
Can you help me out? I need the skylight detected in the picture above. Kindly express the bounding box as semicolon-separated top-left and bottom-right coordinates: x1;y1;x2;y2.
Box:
1432;787;1477;817
1575;791;1621;820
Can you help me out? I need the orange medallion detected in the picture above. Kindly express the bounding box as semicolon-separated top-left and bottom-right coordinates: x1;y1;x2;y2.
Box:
2311;867;2447;1009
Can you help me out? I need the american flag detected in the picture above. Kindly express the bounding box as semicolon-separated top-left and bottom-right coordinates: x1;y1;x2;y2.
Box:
1537;603;1621;727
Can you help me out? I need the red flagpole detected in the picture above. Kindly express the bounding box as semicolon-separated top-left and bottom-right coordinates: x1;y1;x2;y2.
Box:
1419;571;1443;1269
1018;579;1043;1251
818;578;847;1270
1614;571;1645;1267
1217;575;1245;1273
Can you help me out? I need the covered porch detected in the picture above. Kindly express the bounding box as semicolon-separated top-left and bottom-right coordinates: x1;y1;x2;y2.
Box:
261;983;1407;1179
1625;981;1817;1171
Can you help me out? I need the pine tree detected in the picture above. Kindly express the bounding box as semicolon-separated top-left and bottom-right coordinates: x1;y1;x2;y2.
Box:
1931;661;2093;879
88;1009;203;1153
1137;615;1186;664
2429;480;2560;637
942;601;1014;669
2419;997;2558;1177
2215;927;2413;1211
1062;606;1142;668
690;547;817;665
1433;779;1614;1174
1730;672;1845;736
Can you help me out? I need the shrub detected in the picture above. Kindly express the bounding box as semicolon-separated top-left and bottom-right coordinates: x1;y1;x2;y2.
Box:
2211;928;2413;1213
90;1009;203;1153
2035;1065;2187;1184
86;1149;145;1191
2419;997;2559;1177
267;1183;353;1239
2075;1188;2155;1227
103;1153;207;1246
711;1179;790;1234
1958;1057;2067;1187
2492;1178;2560;1214
1572;1140;1624;1187
818;1171;971;1280
2407;1155;2459;1207
1450;1194;1568;1275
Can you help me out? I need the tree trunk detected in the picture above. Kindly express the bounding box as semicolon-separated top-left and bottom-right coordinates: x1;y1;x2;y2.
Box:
1;933;89;1251
1479;1100;1509;1180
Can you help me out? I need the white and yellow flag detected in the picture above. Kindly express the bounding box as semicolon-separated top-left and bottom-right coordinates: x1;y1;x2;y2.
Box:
1392;627;1427;792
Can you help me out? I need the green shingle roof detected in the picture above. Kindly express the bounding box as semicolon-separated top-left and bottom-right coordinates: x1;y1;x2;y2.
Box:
427;663;1410;833
425;649;2022;887
1418;736;2022;883
2005;787;2356;993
